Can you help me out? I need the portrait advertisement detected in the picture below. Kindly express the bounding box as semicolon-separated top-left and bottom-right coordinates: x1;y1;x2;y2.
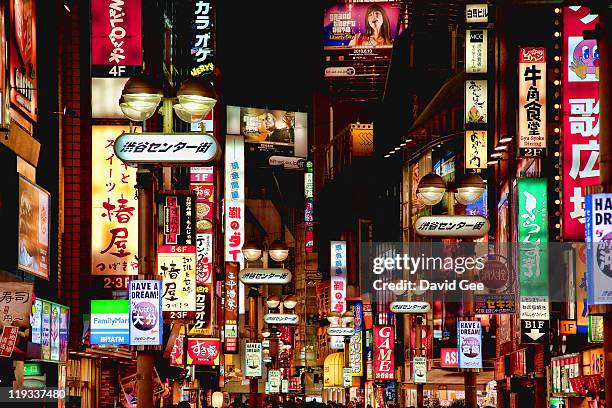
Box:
18;175;50;279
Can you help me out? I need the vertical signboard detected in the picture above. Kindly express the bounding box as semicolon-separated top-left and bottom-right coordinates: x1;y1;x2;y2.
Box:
245;343;263;377
0;4;9;128
585;194;612;305
191;0;215;78
224;262;239;353
465;130;487;169
350;302;364;376
90;299;129;345
563;7;600;240
160;195;196;246
465;79;487;124
575;244;589;332
9;0;37;121
518;47;547;156
92;125;139;276
413;356;427;384
330;241;347;314
373;325;394;380
305;161;315;253
91;0;142;77
466;30;487;73
158;245;197;315
224;135;245;265
457;320;482;368
18;176;50;279
129;280;162;346
268;370;281;393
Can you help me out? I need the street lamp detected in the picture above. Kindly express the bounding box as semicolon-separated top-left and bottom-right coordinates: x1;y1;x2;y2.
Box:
455;173;486;205
416;173;447;205
268;240;290;262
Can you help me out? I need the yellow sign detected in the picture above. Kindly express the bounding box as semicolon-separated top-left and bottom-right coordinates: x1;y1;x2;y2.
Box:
157;245;196;312
465;130;487;169
582;347;604;375
351;123;373;157
91;125;139;275
559;320;577;336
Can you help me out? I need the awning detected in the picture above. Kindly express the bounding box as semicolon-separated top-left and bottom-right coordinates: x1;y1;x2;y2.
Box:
323;352;344;388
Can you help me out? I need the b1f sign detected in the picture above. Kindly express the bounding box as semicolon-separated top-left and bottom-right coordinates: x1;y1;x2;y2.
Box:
457;321;482;368
129;280;163;346
585;194;612;304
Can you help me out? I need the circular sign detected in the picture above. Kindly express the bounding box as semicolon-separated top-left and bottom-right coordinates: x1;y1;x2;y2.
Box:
239;268;292;285
389;301;431;314
131;301;158;331
478;258;511;290
461;336;480;358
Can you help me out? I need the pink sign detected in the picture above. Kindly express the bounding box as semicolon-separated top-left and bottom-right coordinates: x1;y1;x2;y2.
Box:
562;6;600;240
373;325;394;380
186;338;221;365
0;326;19;357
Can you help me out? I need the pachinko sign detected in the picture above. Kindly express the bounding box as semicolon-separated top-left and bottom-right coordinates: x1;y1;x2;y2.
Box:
562;6;600;240
373;325;394;380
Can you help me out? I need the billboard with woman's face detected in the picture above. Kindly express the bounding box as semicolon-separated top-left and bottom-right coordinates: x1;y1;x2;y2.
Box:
18;175;50;279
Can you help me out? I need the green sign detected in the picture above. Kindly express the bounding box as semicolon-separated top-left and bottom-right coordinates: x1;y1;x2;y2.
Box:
517;178;549;297
23;363;41;377
588;315;604;343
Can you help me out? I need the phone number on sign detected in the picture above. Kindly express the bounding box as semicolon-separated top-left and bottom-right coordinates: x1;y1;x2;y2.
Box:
0;388;65;402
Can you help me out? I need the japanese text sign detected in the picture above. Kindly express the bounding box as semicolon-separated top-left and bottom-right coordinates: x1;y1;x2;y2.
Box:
415;215;489;237
224;262;239;353
465;130;487;169
373;325;394;380
0;326;19;357
0;282;33;330
92;125;139;276
9;0;37;121
457;320;482;368
350;301;363;376
466;30;487;73
224;135;245;264
91;0;142;77
563;7;600;240
465;79;487;124
186;337;220;365
129;280;162;346
158;245;196;313
160;195;196;246
190;1;215;78
519;47;547;156
585;194;612;304
466;4;488;23
330;241;347;314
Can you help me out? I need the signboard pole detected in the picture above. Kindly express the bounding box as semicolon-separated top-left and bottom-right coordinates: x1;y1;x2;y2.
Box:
249;286;259;408
414;314;424;408
462;239;478;408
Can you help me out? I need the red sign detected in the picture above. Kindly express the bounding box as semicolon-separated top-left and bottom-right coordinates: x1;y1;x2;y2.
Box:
170;333;185;366
373;325;394;380
0;326;19;357
191;183;214;203
190;166;214;183
440;348;458;368
91;0;142;77
562;6;600;239
9;0;37;121
186;338;220;365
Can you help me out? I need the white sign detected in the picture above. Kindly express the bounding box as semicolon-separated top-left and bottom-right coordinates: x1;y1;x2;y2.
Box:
238;268;292;284
245;342;263;377
114;133;219;165
343;367;352;387
129;280;162;346
269;156;306;170
457;320;482;369
390;301;431;314
330;336;345;350
466;4;488;23
415;215;490;237
268;370;281;393
304;172;314;199
586;193;612;304
330;241;347;314
327;327;355;337
263;314;299;325
519;297;550;320
466;29;487;73
466;79;488;124
324;67;355;77
224;135;245;264
413;356;427;384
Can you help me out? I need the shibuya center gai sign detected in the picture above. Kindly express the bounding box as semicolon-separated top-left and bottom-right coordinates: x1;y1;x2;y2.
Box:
238;268;292;284
114;133;220;166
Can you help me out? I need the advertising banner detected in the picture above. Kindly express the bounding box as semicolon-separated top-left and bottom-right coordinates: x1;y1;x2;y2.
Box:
129;280;162;346
186;337;221;365
268;370;281;393
465;79;487;124
323;2;402;62
158;245;197;315
159;195;196;246
575;244;589;332
466;30;487;73
562;7;600;240
91;0;142;77
245;342;263;377
188;282;213;337
440;348;458;368
466;4;488;23
18;175;50;279
50;303;60;361
92;125;139;276
518;47;547;156
457;320;482;368
224;135;245;264
9;0;37;121
226;106;308;162
413;356;427;384
59;306;69;363
224;262;239;353
585;194;612;304
41;300;51;360
350;301;364;376
465;130;487;169
31;298;41;343
33;298;69;362
588;315;603;342
373;325;394;380
196;235;214;287
90;299;129;345
330;241;347;314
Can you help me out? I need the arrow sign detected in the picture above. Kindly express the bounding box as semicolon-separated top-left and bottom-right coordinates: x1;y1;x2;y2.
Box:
520;319;549;344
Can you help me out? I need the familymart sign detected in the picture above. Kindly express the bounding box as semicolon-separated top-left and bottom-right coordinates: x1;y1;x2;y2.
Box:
90;300;130;345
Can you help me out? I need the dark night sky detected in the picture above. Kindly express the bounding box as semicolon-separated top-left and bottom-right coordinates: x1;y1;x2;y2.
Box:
216;0;329;112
